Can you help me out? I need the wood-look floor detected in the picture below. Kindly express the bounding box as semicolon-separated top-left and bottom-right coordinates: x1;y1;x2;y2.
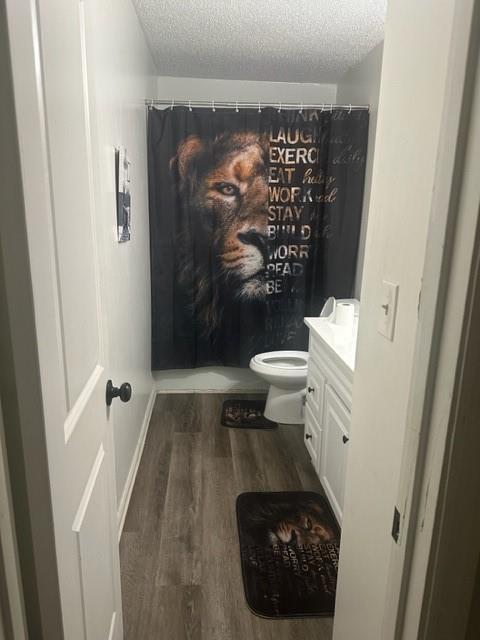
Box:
120;393;334;640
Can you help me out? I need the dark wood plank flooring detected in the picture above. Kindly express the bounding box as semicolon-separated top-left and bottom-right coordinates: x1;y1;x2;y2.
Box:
120;393;333;640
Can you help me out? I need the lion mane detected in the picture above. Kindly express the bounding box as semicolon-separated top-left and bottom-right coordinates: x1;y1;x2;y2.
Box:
170;131;269;340
241;496;337;547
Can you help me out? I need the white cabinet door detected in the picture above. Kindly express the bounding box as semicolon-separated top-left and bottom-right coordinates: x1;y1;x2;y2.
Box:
304;403;322;469
7;0;123;637
320;385;351;524
305;357;326;422
304;358;326;470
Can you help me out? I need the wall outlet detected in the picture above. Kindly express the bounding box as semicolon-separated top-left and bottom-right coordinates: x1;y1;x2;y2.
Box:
377;280;399;341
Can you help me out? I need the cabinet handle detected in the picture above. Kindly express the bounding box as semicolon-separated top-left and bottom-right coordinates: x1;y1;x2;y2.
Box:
342;435;350;444
307;386;315;393
305;433;312;440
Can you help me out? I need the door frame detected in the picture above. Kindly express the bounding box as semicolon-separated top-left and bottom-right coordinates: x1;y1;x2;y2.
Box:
382;0;480;637
0;0;63;636
0;398;28;640
416;74;480;635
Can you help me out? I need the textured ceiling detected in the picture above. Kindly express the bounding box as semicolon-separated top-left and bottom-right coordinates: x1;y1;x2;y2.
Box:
132;0;387;83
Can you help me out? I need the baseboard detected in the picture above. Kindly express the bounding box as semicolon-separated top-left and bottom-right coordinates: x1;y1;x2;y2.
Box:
117;387;156;540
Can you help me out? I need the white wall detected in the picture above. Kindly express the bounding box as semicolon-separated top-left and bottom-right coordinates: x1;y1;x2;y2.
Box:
156;75;337;104
337;43;384;298
333;1;457;639
154;76;337;391
84;0;156;513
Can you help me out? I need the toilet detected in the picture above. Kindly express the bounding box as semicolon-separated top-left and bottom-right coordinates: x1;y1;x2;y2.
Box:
249;350;309;424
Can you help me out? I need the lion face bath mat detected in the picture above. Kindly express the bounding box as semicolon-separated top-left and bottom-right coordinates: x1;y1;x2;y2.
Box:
221;399;277;430
236;491;340;618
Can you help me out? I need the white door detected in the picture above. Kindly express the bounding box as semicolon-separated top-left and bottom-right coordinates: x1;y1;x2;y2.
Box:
6;0;123;637
320;385;350;524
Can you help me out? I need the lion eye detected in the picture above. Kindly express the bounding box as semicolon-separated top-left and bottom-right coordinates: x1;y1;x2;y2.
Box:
306;518;313;530
216;182;238;196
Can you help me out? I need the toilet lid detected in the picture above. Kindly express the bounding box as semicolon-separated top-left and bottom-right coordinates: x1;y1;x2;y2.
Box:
253;350;309;369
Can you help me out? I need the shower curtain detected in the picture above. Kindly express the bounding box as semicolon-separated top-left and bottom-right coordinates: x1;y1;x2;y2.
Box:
148;106;369;369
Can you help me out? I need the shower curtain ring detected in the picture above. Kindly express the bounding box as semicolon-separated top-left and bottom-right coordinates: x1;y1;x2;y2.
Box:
212;100;215;112
299;102;303;114
321;104;324;112
188;100;192;112
235;100;239;113
348;104;352;114
170;99;175;111
278;102;282;113
330;103;333;113
258;100;261;113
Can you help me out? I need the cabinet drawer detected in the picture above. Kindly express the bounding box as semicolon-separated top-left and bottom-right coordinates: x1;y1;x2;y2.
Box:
305;357;325;421
304;402;322;469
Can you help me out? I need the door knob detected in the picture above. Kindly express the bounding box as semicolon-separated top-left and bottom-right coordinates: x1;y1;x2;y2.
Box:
307;386;315;393
106;380;132;407
305;433;312;440
342;435;349;444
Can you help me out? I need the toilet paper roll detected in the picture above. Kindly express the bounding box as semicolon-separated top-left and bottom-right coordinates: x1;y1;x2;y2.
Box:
335;302;355;327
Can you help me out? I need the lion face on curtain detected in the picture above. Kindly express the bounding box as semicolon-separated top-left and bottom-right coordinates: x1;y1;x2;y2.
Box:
171;131;268;337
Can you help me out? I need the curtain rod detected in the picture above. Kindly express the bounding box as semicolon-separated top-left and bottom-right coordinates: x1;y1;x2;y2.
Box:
145;99;369;112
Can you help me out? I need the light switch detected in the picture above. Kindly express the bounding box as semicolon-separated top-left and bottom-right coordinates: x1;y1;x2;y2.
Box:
377;280;399;341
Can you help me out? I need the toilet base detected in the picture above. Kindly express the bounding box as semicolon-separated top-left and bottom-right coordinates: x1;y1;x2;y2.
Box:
264;384;306;424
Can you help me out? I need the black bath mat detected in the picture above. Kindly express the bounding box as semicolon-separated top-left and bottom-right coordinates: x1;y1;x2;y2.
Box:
236;491;340;618
221;399;277;430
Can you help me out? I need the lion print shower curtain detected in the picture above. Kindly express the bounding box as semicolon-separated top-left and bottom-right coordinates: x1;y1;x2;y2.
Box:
148;106;369;369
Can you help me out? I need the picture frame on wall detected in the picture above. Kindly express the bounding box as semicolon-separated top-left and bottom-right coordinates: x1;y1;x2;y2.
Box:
115;146;131;242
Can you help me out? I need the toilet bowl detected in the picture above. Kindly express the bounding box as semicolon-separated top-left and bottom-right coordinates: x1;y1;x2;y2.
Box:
249;350;309;424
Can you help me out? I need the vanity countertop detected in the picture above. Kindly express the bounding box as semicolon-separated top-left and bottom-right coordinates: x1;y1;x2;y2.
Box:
304;316;359;373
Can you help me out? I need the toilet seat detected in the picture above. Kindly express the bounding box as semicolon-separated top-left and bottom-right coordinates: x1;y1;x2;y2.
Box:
251;350;308;376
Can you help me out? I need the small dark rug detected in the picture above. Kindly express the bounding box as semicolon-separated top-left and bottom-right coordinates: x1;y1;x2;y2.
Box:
236;491;340;618
221;399;277;430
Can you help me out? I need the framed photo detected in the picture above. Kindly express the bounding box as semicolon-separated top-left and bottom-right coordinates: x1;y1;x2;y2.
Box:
115;146;131;242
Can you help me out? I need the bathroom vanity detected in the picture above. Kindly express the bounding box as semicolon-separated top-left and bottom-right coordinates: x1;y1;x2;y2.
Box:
303;315;358;524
